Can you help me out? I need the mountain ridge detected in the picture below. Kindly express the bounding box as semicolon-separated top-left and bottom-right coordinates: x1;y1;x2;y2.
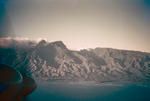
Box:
0;39;150;83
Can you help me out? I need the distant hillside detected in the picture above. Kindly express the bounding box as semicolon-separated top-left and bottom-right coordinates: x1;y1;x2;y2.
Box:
0;38;150;83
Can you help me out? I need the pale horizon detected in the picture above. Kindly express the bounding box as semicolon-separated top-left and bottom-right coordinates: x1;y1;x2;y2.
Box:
0;36;150;53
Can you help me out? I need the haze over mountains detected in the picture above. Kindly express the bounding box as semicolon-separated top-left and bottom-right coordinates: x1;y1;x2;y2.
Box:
0;38;150;83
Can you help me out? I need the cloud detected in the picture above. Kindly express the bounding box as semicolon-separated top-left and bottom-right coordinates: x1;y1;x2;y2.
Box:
0;37;37;48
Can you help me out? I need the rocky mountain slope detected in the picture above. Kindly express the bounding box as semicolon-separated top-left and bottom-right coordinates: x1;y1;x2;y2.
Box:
0;38;150;83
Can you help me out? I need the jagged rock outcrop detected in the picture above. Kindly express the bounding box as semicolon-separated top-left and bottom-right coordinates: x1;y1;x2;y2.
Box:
0;38;150;83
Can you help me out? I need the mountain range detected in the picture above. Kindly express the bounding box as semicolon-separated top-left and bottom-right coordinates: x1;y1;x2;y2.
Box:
0;38;150;83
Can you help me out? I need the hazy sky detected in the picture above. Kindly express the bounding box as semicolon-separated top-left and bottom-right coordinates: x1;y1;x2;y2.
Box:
0;0;150;52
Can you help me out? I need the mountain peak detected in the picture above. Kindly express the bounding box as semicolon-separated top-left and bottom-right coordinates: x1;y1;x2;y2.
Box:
39;40;47;45
50;41;67;49
36;40;47;48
